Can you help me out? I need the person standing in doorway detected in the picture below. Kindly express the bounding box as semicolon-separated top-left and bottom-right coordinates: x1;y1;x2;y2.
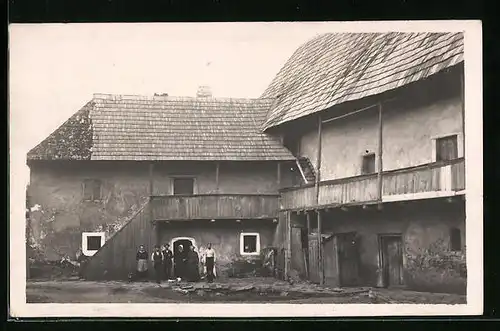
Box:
205;243;216;283
136;245;149;281
151;245;163;284
174;244;186;280
161;243;173;280
187;245;200;282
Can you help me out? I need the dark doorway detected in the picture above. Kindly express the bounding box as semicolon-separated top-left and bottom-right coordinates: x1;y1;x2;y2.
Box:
173;239;193;277
337;232;360;287
379;234;405;287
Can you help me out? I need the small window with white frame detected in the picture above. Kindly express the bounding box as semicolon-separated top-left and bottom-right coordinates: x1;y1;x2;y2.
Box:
431;133;463;162
82;232;105;256
240;232;260;256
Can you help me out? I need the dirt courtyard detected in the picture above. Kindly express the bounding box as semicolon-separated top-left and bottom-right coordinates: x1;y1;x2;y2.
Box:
26;277;466;304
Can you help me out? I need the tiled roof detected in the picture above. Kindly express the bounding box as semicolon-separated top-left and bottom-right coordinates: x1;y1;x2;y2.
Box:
261;32;464;130
27;94;295;162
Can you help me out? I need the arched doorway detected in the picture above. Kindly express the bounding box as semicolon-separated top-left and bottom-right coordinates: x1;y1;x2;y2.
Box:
170;237;196;278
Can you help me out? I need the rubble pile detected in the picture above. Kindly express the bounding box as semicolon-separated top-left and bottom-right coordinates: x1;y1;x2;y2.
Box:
28;257;81;280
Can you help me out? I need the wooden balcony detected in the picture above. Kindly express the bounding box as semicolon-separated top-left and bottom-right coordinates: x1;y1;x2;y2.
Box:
280;158;465;210
150;194;280;220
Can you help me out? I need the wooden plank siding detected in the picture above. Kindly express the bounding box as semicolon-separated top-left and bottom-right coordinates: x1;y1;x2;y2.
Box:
451;159;465;191
382;166;441;195
280;186;316;210
281;158;465;210
151;194;280;220
319;175;378;206
82;200;153;280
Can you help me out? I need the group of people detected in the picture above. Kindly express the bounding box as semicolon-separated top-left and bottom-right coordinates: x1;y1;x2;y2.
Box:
135;243;216;284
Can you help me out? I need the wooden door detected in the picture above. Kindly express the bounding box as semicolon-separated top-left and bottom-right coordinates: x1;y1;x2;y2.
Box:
337;232;360;287
308;236;320;283
380;235;404;287
323;236;339;287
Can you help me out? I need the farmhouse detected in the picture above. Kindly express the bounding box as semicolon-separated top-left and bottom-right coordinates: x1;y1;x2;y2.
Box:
27;32;466;293
266;32;466;293
26;91;299;279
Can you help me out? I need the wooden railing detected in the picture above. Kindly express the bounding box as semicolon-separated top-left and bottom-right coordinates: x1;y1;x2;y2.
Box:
150;194;280;220
280;158;465;210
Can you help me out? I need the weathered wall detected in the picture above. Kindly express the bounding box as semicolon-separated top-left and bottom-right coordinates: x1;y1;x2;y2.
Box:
82;201;154;280
158;220;275;277
320;199;466;293
27;160;287;262
299;70;463;180
272;211;287;249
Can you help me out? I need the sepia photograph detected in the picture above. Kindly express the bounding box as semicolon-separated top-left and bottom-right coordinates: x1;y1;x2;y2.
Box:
9;21;482;317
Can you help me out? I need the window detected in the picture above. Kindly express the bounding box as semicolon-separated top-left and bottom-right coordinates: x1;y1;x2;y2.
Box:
436;135;458;162
83;179;101;201
82;232;105;256
240;232;260;255
450;228;462;251
362;153;376;174
173;177;195;195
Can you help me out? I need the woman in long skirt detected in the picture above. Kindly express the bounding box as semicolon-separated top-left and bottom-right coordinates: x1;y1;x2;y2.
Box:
174;245;186;280
187;245;200;282
136;245;149;281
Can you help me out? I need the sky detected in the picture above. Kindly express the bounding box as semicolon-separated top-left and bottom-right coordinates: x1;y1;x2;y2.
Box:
9;22;346;190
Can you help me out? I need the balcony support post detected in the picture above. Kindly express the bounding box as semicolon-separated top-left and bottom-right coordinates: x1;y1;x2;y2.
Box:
314;114;324;285
377;102;383;202
317;209;324;285
285;211;292;280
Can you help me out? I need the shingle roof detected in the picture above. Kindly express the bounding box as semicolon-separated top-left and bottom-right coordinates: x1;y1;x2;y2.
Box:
261;32;464;130
27;94;295;162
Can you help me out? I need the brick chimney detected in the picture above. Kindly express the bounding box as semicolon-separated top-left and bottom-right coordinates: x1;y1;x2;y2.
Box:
196;85;212;98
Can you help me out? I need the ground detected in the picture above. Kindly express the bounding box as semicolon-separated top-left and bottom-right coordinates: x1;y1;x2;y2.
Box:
26;277;466;304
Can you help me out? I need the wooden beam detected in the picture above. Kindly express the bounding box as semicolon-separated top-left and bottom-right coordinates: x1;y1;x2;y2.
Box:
315;114;322;204
306;211;311;234
377;102;383;201
215;162;220;192
321;97;397;124
277;162;281;188
285;211;292;280
317;210;324;285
